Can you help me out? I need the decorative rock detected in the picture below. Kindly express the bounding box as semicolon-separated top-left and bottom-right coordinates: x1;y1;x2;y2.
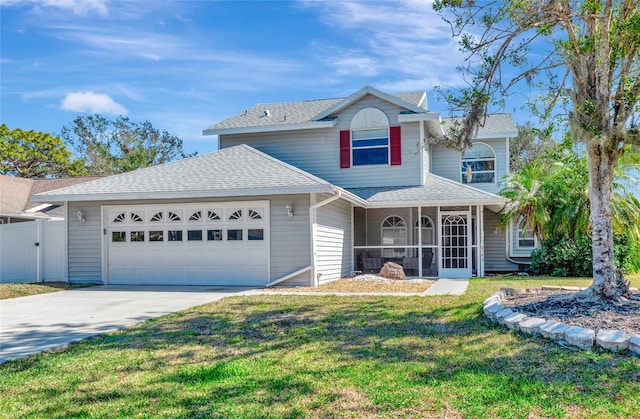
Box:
518;317;547;335
495;308;515;322
596;329;629;352
483;303;504;320
565;326;595;349
483;295;501;306
378;262;406;280
503;313;528;330
629;335;640;356
539;321;569;341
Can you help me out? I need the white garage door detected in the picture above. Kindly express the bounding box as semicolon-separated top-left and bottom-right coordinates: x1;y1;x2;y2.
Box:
105;201;269;285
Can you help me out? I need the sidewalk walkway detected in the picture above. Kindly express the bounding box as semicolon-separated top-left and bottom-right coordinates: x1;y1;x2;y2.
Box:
423;278;469;295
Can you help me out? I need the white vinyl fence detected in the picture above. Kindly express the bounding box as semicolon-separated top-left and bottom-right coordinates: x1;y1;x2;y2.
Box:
0;220;66;283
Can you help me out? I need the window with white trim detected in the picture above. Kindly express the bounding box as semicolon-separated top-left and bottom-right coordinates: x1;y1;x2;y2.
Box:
351;108;389;166
517;219;536;248
414;216;434;245
381;216;406;257
461;142;496;184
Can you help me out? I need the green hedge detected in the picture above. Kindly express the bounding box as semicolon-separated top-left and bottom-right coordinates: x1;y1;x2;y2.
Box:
531;234;640;276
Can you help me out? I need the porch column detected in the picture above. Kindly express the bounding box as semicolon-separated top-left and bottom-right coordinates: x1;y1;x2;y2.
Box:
477;205;485;277
417;206;422;276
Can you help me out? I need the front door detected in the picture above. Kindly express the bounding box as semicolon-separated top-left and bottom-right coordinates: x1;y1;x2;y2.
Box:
440;213;472;278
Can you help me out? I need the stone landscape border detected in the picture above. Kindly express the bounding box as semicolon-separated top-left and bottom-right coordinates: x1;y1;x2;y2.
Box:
482;287;640;355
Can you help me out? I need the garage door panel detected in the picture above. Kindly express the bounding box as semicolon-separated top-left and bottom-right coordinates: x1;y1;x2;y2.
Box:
106;202;269;286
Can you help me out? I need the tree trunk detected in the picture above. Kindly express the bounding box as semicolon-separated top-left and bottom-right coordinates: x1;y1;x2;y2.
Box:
586;141;630;301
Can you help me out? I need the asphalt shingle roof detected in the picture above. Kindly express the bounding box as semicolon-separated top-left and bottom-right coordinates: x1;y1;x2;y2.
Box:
441;113;517;137
32;145;336;202
347;174;505;206
205;91;425;132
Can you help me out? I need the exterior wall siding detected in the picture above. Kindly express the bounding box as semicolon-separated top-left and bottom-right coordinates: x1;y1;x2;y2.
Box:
483;209;518;272
431;138;509;195
314;194;352;283
67;195;314;285
68;202;103;283
219;95;424;188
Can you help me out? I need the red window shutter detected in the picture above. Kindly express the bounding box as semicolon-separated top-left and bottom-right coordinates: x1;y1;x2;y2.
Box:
340;130;350;168
390;126;401;166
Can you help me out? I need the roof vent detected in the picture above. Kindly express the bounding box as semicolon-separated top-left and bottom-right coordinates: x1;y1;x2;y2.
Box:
243;110;248;116
263;109;270;117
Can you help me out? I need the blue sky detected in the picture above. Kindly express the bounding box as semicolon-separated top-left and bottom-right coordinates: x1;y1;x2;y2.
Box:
1;0;530;155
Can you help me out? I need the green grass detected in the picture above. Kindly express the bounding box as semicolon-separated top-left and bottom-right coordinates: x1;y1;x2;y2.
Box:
1;276;639;418
0;282;95;300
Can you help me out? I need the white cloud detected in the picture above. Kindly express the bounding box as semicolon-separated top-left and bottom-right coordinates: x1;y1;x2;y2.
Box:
0;0;109;16
300;0;465;90
61;91;127;115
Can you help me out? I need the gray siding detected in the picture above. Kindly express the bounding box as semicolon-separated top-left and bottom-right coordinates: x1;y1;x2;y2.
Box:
220;95;423;188
431;138;509;195
314;194;352;283
68;202;102;283
483;209;518;272
67;195;313;286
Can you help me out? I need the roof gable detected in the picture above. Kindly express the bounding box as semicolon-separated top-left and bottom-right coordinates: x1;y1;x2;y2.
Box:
311;86;427;121
441;113;517;139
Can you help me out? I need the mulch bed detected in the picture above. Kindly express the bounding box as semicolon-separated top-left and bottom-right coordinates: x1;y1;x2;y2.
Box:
265;275;435;293
501;288;640;336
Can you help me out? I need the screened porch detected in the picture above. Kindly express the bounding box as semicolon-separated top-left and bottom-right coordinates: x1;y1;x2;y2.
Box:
352;205;486;278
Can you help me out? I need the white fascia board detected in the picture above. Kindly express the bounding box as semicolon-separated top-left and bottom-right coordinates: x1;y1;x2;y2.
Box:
365;199;506;208
332;186;368;207
24;203;55;213
473;132;518;140
397;112;441;122
202;119;337;136
30;185;335;203
312;86;426;121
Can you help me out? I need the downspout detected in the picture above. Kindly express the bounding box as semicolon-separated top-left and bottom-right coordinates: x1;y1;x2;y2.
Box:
309;190;343;286
505;228;532;267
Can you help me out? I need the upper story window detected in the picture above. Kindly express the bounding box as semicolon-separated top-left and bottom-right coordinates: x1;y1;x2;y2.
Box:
461;142;496;184
350;108;389;166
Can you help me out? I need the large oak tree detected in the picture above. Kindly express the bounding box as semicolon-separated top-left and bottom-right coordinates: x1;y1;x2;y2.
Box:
434;0;640;300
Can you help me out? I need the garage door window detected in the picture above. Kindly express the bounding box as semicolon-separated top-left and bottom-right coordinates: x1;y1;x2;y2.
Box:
248;229;264;240
188;230;203;241
189;211;202;222
150;212;163;222
168;211;182;222
131;231;145;242
229;210;242;220
228;229;243;240
113;213;126;223
131;213;144;223
207;229;223;241
168;230;183;241
112;231;126;242
208;210;221;221
149;231;163;242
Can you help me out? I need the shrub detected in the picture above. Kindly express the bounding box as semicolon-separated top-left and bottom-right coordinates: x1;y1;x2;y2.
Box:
532;234;640;276
531;236;592;277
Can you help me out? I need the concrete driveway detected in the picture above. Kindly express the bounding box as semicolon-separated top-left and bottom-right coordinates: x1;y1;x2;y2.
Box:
0;285;256;364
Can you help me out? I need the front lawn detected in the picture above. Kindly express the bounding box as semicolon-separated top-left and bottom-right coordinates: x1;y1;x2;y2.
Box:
0;282;95;300
1;276;639;418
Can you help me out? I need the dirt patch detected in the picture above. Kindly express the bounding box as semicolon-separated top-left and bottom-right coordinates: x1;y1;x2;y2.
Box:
501;288;640;336
264;275;435;293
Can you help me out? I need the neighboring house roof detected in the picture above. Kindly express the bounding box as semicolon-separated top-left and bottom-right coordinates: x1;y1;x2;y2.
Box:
31;145;365;204
0;174;99;219
203;86;427;136
347;173;506;210
441;113;518;139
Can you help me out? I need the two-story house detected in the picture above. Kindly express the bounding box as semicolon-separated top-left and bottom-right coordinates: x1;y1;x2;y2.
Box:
32;86;531;286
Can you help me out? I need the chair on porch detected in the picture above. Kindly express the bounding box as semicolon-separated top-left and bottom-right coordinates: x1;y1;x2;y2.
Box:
422;250;434;276
361;256;382;273
402;257;418;276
